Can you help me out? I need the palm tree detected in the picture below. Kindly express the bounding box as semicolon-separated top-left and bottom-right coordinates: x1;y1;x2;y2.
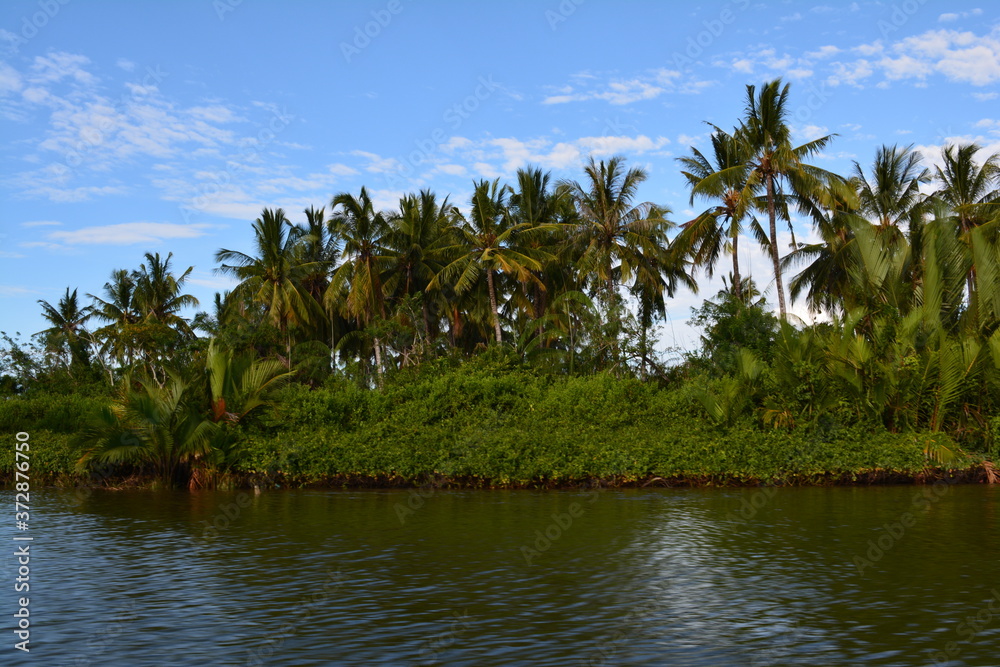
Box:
216;208;323;365
328;188;392;377
676;129;756;301
134;252;199;332
508;166;574;333
88;269;141;372
76;375;217;488
932;143;1000;316
295;205;338;303
384;190;455;344
433;179;550;344
562;155;673;305
852;144;930;244
736;79;843;319
36;287;92;371
934;143;1000;235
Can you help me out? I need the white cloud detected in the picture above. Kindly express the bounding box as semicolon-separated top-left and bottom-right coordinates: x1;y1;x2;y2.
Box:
0;62;22;95
0;285;40;296
938;9;982;22
47;222;212;245
20;220;63;228
840;27;1000;88
805;45;841;59
542;68;697;106
974;92;998;100
187;105;242;123
116;58;136;72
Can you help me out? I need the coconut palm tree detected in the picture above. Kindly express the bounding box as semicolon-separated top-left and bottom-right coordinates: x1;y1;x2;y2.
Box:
562;155;673;306
508;166;575;332
934;143;1000;234
735;79;844;319
37;287;92;372
328;188;392;377
852;144;930;245
932;143;1000;317
676;129;756;301
88;269;141;373
216;208;323;365
383;190;456;344
295;205;338;303
134;252;199;333
433;179;550;344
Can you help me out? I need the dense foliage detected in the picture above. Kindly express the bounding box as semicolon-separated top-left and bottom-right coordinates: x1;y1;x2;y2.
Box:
2;78;998;487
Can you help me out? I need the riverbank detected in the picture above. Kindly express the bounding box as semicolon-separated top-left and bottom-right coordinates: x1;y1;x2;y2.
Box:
2;363;995;489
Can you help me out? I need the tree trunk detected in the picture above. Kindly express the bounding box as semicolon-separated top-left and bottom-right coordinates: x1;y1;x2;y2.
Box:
373;336;384;381
731;219;742;303
486;269;502;344
766;174;787;319
422;299;432;347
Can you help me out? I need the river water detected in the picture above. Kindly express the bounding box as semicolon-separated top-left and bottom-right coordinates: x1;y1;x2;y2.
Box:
3;483;998;666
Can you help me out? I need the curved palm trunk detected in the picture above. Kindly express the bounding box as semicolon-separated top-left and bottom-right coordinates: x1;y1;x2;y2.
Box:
486;269;503;344
766;174;787;319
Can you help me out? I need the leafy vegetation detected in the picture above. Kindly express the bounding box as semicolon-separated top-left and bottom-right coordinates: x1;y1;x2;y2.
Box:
2;78;998;488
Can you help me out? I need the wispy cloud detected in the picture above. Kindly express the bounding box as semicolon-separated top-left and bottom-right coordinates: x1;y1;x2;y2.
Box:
541;68;707;105
44;222;212;246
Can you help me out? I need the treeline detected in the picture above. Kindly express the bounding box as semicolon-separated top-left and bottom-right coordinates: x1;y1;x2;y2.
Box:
2;78;999;487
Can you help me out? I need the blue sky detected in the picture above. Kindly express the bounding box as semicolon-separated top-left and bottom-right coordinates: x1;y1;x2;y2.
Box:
2;0;999;354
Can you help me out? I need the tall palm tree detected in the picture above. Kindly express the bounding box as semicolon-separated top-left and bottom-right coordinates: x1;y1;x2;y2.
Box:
736;79;843;319
433;179;549;344
934;143;1000;235
36;287;92;371
135;251;199;339
88;269;141;372
561;155;678;369
562;155;673;305
295;205;338;303
384;190;456;342
852;144;930;244
508;166;574;330
676;129;756;301
216;207;322;365
934;143;1000;303
328;188;392;376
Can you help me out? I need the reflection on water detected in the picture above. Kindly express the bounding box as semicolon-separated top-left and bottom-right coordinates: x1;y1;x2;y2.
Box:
2;483;998;666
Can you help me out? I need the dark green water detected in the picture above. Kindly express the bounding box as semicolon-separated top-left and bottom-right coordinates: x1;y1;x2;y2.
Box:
3;483;999;666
